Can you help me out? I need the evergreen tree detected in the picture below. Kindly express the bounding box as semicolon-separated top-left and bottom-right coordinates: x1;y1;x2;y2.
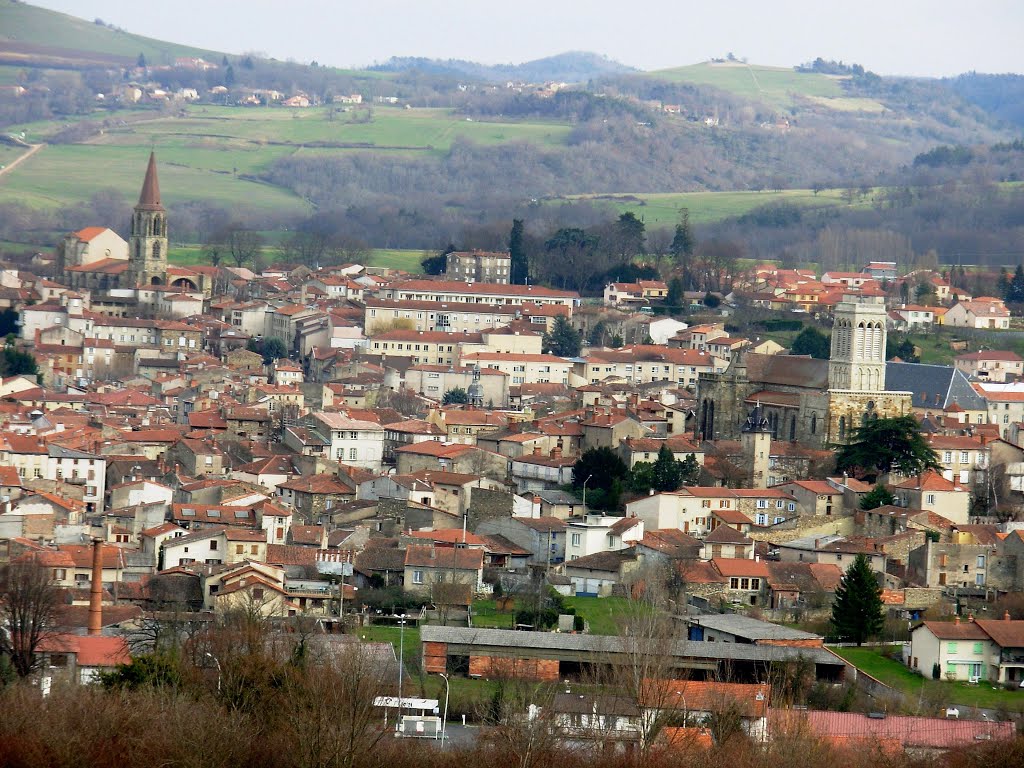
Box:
136;53;147;69
543;316;582;357
680;453;701;486
859;483;895;510
573;448;629;496
442;387;468;405
670;208;695;263
702;292;720;309
790;326;831;359
651;445;684;492
830;553;884;645
836;414;941;480
998;267;1011;300
666;277;684;312
1007;264;1024;303
225;65;236;87
508;219;528;285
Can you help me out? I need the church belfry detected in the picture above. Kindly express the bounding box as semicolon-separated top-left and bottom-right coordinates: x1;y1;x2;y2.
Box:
828;289;887;392
128;152;168;287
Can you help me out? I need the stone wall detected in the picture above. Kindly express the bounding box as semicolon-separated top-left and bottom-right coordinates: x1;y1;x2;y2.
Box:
467;487;515;530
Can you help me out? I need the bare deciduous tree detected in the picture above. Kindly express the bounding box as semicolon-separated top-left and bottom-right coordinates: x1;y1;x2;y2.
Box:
0;559;64;677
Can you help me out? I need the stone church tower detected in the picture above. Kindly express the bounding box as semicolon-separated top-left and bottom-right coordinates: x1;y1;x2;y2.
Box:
825;288;912;442
828;290;888;392
741;403;773;489
127;152;168;287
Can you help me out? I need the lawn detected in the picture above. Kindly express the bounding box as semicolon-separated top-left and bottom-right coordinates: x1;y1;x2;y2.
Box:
830;645;1024;711
470;599;515;629
563;188;856;228
369;248;425;273
358;624;421;666
563;596;634;636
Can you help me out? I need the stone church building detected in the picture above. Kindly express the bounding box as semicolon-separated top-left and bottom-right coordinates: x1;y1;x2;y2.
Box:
56;152;169;292
696;289;913;447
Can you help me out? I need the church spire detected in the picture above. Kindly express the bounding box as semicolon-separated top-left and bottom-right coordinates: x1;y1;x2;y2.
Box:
136;151;163;211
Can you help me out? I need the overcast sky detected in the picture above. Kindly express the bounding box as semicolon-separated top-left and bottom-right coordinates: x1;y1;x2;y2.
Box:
30;0;1024;76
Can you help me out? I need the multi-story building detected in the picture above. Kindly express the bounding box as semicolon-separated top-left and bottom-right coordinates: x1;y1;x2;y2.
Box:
583;346;723;388
363;298;567;335
306;411;384;471
377;279;579;309
444;250;511;284
954;351;1024;383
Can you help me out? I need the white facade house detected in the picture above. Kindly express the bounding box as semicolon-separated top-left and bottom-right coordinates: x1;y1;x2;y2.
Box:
308;412;385;471
565;514;644;561
626;487;737;538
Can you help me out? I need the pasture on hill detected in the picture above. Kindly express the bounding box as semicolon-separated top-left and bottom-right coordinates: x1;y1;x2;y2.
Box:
648;61;884;112
0;104;572;214
562;188;856;227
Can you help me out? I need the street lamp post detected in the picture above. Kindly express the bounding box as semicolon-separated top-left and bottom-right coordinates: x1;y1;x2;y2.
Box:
205;652;221;693
439;672;450;748
582;474;593;509
396;614;407;732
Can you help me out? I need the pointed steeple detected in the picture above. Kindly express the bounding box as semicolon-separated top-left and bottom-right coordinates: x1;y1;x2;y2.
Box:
136;151;163;211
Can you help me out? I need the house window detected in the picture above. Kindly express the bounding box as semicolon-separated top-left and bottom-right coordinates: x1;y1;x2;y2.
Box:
756;513;767;525
757;500;768;509
729;578;739;589
701;500;711;508
960;451;969;463
943;451;952;463
236;545;244;554
975;572;985;586
750;579;760;590
413;570;424;585
740;578;750;590
977;555;985;568
948;642;958;653
349;448;357;461
926;494;936;505
571;533;581;546
210;540;218;551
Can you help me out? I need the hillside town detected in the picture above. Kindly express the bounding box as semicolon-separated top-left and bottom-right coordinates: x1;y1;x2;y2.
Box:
2;153;1024;758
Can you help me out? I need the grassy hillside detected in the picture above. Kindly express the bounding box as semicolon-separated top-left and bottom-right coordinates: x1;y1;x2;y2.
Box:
562;188;855;227
648;61;884;112
0;0;219;65
0;104;572;214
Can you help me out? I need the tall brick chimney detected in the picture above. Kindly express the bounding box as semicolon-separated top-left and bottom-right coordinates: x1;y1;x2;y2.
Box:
87;538;104;636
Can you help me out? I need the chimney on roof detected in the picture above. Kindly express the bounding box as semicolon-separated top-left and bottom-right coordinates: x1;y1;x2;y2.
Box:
551;445;562;459
968;612;975;623
1005;611;1011;621
954;615;960;626
87;538;104;636
533;445;542;456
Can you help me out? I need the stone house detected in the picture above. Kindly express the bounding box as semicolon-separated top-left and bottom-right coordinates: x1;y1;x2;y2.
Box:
894;471;971;525
276;474;355;524
403;543;484;598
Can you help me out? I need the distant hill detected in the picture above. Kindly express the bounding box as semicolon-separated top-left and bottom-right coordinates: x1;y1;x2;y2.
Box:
371;51;637;83
947;72;1024;129
0;0;222;67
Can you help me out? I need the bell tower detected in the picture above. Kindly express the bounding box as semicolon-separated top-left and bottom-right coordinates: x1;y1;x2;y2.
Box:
828;289;887;392
128;152;168;287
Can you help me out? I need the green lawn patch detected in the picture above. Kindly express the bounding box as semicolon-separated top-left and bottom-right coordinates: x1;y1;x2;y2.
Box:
830;645;1024;710
563;596;633;636
358;624;421;666
471;599;515;629
562;188;855;229
369;248;425;272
